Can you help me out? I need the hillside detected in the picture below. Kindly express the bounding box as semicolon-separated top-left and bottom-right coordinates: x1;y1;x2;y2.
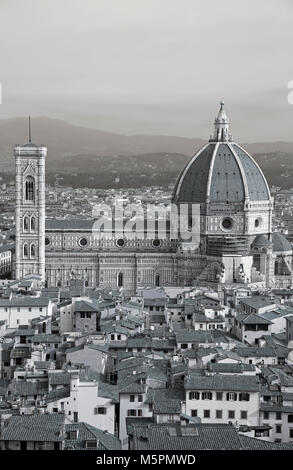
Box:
0;117;292;189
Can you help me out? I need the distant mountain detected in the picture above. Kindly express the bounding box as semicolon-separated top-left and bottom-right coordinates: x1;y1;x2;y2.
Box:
253;151;293;190
0;117;205;171
0;117;293;189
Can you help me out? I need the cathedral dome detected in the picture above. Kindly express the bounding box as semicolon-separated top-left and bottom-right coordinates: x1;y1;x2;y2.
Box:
251;234;272;248
172;102;271;204
272;232;292;253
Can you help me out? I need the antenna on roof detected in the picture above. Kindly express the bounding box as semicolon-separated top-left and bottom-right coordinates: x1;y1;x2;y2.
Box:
28;116;32;143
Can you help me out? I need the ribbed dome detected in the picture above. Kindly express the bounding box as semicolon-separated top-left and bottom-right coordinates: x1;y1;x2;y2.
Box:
251;234;272;247
172;103;271;204
272;233;292;253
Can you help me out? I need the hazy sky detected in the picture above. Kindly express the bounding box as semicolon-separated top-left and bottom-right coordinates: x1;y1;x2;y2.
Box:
0;0;293;141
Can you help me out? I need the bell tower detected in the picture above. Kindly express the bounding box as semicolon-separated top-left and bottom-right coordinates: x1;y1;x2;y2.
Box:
14;118;47;280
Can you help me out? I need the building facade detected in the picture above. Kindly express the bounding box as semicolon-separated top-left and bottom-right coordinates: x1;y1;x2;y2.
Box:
14;103;293;294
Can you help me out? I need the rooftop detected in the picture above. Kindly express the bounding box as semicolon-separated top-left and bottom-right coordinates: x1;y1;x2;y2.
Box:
184;374;260;392
0;413;65;442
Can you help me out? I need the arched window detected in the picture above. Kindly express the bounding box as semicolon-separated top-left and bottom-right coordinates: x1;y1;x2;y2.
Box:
25;176;35;201
155;273;160;287
253;254;261;271
31;216;36;231
274;260;280;275
117;272;123;288
23;216;29;231
23;244;29;258
30;244;36;258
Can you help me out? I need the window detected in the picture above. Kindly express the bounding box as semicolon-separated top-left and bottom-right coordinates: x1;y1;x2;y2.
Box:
23;244;29;258
221;217;233;230
240;411;247;420
202;392;212;400
97;407;106;415
86;313;91;318
228;410;235;419
216;392;223;401
79;237;88;247
138;395;143;402
68;431;77;440
127;409;137;417
288;415;293;423
118;272;123;288
263;411;270;420
290;429;293;438
155;274;160;287
276;412;282;420
189;392;200;400
31;216;36;231
191;410;197;417
152;239;161;248
116;238;125;247
275;425;282;434
23;216;29;231
130;395;135;402
181;343;188;349
216;410;222;419
226;393;237;401
239;393;250;401
86;441;97;449
203;410;210;418
25;176;35;201
137;410;142;417
73;412;78;423
80;313;85;318
253;254;261;272
30;244;36;258
274;261;281;276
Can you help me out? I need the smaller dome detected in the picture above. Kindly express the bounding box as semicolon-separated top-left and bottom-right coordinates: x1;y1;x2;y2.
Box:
23;143;38;148
272;233;292;253
251;234;272;247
